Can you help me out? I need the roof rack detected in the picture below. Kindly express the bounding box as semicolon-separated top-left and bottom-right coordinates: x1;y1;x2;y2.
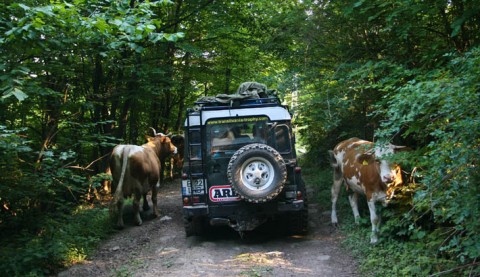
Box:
193;97;281;111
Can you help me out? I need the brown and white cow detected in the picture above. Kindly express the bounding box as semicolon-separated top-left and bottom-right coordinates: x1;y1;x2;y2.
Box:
110;133;177;228
329;137;405;244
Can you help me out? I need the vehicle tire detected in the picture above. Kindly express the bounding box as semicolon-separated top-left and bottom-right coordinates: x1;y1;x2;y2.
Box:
289;179;309;235
183;215;205;237
227;143;286;203
285;199;309;235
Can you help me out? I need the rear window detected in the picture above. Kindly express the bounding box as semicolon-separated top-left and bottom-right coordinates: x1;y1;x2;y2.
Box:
206;116;268;153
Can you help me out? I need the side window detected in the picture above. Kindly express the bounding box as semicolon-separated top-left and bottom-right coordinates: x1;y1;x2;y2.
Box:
274;125;291;153
252;123;266;141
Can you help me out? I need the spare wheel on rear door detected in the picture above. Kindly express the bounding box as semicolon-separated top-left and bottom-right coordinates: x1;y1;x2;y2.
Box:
227;143;286;203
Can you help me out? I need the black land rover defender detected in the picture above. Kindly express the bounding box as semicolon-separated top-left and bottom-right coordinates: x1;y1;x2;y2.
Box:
181;82;308;236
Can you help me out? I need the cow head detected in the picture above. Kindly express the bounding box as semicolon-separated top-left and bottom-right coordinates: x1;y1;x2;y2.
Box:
356;143;406;185
160;135;178;156
145;134;177;158
386;164;404;200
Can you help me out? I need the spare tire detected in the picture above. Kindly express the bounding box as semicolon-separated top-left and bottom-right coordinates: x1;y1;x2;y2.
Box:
227;143;286;203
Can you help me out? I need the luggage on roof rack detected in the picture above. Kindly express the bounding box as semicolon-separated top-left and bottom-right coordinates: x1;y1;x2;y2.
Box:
194;82;280;110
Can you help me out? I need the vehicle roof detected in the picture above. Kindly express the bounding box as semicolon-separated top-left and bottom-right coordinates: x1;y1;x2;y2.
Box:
185;99;291;127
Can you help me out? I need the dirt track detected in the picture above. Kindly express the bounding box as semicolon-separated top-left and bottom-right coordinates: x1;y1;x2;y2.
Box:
59;179;357;277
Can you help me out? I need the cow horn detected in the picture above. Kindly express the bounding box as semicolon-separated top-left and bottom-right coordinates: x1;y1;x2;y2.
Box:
393;145;407;149
150;127;157;136
364;147;375;155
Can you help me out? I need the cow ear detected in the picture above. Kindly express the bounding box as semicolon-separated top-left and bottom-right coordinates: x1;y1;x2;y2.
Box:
145;135;154;142
357;153;375;165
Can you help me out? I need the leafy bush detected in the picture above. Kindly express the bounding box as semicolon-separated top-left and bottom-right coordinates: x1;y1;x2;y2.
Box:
0;126;114;275
312;48;480;276
341;220;458;277
300;166;333;209
374;48;480;272
0;206;112;276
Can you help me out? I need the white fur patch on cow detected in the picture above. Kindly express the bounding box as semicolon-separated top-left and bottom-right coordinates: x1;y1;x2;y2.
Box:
346;176;365;194
371;190;387;204
127;146;144;157
113;145;126;157
113;145;144;158
337;150;346;163
379;160;393;183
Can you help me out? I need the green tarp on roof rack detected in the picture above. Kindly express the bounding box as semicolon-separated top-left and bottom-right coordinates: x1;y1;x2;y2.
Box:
195;82;275;104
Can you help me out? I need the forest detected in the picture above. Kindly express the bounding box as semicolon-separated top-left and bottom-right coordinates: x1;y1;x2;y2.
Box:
0;0;479;276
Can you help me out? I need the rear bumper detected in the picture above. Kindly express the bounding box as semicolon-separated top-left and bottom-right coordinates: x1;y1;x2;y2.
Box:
183;205;209;217
277;200;304;212
183;199;304;218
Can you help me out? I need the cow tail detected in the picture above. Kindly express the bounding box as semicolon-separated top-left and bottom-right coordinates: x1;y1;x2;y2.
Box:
328;150;344;182
328;150;338;168
113;148;129;205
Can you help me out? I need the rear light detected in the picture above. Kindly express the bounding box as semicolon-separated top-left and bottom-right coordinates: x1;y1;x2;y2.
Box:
294;167;301;173
296;191;303;200
182;173;188;180
193;196;200;203
183;197;190;205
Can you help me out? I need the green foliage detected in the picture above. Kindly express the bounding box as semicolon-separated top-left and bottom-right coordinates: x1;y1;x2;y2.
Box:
0;126;32;227
1;0;479;275
304;161;479;276
0;125;113;275
0;206;112;276
295;1;479;273
301;166;333;210
341;223;458;277
374;48;480;271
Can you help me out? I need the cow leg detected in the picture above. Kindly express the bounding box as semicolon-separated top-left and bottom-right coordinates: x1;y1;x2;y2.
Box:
348;192;361;224
151;182;160;218
367;200;380;244
116;198;125;228
160;159;165;183
331;171;343;226
169;157;174;179
133;192;143;226
142;193;150;211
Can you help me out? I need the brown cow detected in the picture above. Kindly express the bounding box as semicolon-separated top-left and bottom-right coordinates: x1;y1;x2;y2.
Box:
110;133;177;228
329;137;405;244
169;134;185;179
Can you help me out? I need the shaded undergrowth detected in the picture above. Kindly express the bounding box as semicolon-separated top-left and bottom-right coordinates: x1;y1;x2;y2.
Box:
302;163;479;277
